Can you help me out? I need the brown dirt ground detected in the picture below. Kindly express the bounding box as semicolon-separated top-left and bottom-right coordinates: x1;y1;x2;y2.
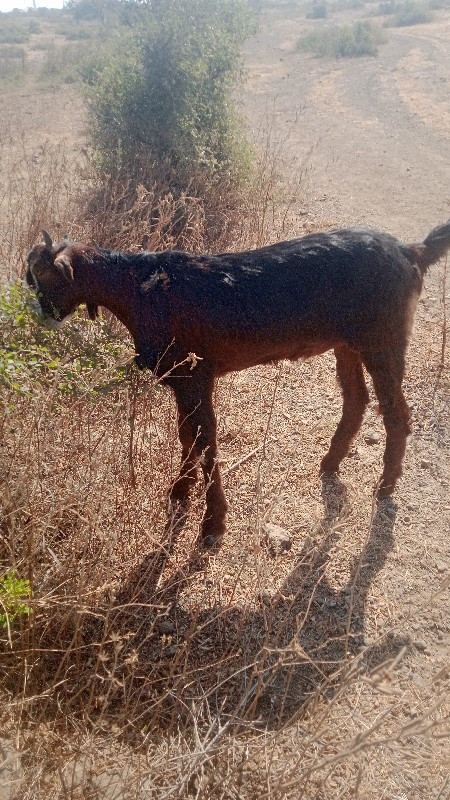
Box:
1;5;449;798
238;4;450;795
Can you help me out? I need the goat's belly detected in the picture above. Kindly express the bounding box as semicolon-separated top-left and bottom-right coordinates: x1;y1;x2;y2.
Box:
215;337;338;374
288;340;335;360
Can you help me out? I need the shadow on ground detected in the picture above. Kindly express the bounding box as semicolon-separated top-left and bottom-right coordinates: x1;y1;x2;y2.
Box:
101;477;409;734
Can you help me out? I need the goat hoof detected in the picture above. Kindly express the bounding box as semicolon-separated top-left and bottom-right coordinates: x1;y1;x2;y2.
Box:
319;456;340;476
376;481;395;498
199;533;224;551
199;518;226;551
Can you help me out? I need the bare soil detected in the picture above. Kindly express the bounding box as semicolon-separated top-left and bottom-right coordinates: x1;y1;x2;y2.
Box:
1;5;449;798
239;5;450;794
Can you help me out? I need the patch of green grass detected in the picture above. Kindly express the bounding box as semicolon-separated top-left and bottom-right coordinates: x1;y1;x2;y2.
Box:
0;571;32;631
299;19;386;58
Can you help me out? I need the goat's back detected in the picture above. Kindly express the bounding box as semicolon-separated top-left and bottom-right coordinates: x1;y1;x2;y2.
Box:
137;229;423;353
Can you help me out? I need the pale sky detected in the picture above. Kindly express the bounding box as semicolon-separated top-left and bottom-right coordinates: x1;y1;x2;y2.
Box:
0;0;64;11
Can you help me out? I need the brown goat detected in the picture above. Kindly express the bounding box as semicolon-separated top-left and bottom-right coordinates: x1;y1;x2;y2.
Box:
26;222;450;548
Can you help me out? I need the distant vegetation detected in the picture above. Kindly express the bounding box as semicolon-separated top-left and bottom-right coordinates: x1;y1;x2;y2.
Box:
0;44;26;83
306;1;329;19
382;0;433;25
299;19;386;57
0;21;30;45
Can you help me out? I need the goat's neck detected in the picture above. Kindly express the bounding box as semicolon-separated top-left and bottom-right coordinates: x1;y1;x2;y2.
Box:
75;251;140;337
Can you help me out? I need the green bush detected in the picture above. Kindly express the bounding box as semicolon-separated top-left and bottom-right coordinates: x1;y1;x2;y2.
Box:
0;23;29;45
299;20;385;58
0;281;126;400
80;0;255;181
387;0;433;25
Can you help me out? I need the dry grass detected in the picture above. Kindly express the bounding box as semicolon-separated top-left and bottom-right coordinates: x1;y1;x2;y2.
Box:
1;124;449;799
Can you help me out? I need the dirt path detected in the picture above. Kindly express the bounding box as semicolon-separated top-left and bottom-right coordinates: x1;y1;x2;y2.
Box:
239;8;450;796
244;6;450;237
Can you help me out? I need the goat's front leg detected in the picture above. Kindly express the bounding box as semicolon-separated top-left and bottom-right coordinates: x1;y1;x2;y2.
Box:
172;377;228;549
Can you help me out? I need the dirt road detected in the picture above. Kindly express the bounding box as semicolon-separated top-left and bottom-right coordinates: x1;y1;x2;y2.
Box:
244;5;450;238
239;8;450;795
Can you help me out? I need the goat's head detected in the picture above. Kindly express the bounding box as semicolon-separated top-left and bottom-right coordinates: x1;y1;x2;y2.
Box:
26;231;98;328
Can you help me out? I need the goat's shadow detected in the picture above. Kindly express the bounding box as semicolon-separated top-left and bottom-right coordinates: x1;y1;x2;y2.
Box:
105;479;406;730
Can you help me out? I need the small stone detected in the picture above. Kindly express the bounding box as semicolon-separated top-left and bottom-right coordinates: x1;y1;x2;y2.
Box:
420;458;431;469
0;739;23;800
62;755;93;790
364;429;381;445
436;563;447;574
262;523;292;553
413;640;429;653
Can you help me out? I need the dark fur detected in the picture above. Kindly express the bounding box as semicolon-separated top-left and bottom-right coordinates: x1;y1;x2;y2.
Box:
26;221;450;547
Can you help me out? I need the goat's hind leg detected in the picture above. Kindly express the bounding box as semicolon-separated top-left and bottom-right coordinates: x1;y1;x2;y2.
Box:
363;351;412;496
320;344;370;476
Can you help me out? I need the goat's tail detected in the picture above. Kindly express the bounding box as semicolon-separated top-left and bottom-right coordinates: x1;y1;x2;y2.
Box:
414;219;450;274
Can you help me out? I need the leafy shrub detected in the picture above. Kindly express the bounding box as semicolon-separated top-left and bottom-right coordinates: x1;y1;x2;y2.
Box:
80;0;255;182
0;23;29;45
387;0;433;25
299;20;386;58
0;281;126;400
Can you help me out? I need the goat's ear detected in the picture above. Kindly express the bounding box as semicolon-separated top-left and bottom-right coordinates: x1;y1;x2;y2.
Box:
54;252;74;283
87;304;99;320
